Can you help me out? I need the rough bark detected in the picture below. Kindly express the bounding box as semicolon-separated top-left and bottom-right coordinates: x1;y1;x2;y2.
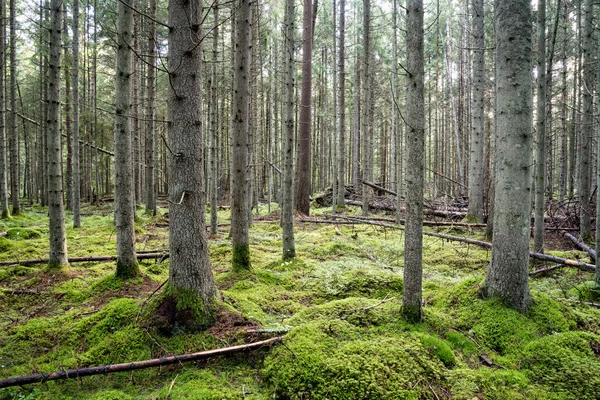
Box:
8;0;19;215
402;0;424;322
295;0;315;215
281;0;296;259
559;0;567;202
209;1;219;234
484;0;532;313
144;0;157;216
579;0;594;240
167;0;218;325
533;0;546;253
467;0;484;222
114;0;139;277
336;0;346;208
47;0;68;269
72;0;81;227
0;0;9;219
230;0;252;271
361;0;372;216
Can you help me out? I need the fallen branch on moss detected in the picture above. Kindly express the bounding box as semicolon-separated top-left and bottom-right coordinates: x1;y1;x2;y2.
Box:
306;215;596;273
0;252;169;267
325;214;486;228
561;231;596;262
0;336;283;388
344;199;467;219
529;265;564;276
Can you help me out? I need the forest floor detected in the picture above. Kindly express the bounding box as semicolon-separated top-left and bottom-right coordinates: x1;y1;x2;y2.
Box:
0;200;599;399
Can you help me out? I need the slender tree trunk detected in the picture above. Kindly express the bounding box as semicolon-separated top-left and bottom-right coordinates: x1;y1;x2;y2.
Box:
332;0;338;212
230;0;252;271
402;0;425;322
467;0;484;222
336;0;346;208
579;0;593;240
295;0;315;215
47;0;68;269
9;0;19;215
534;0;546;253
361;0;372;216
484;0;532;312
0;0;9;219
144;0;157;216
209;1;219;234
167;0;218;327
596;17;600;286
63;9;72;211
114;0;139;277
72;0;81;227
281;0;296;259
352;45;360;187
559;1;567;202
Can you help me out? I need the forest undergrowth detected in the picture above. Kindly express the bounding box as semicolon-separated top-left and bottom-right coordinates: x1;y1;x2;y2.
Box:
0;201;599;399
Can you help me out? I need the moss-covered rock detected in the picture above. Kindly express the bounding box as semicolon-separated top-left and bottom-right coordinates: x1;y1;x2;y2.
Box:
5;228;42;240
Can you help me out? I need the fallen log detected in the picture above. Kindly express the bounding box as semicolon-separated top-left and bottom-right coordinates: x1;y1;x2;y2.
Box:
529;264;564;276
0;252;168;267
308;215;596;273
562;231;596;261
0;336;282;388
344;199;467;219
360;180;401;197
325;214;486;228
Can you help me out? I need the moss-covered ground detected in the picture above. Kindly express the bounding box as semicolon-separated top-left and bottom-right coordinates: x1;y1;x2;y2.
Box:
1;202;599;399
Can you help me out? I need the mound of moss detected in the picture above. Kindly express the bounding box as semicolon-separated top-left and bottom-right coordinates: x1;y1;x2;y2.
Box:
6;228;42;240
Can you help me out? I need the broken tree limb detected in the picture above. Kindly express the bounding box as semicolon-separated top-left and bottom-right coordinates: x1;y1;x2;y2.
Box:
306;215;596;273
0;252;168;267
359;180;400;197
562;231;596;261
325;214;486;228
344;199;466;219
529;264;564;276
0;336;283;388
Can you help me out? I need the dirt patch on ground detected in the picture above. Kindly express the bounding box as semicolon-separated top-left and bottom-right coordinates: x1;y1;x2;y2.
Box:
544;230;581;252
207;311;261;343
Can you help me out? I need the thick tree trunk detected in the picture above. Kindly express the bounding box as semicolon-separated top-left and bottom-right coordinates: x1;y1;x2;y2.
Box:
114;0;139;277
230;0;252;271
484;0;532;313
0;0;9;218
467;0;484;222
402;0;424;322
167;0;218;326
295;0;315;215
533;0;546;253
144;0;157;216
281;0;296;260
579;0;594;240
47;0;68;269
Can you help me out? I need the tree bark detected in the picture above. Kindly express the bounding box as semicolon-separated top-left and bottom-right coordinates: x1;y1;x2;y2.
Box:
167;0;218;324
144;0;157;216
467;0;484;222
47;0;68;269
533;0;546;253
402;0;425;322
579;0;594;240
209;0;219;234
72;0;81;227
361;0;372;216
230;0;252;271
295;0;315;215
0;0;9;218
8;0;19;215
484;0;532;313
336;0;346;208
281;0;296;259
114;0;139;277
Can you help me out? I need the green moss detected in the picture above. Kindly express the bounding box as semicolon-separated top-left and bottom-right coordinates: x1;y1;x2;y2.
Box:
448;368;531;399
445;330;478;355
115;261;141;279
0;237;13;252
232;244;251;272
89;390;133;400
519;332;600;399
417;333;455;367
263;320;444;399
163;284;218;331
6;228;42;240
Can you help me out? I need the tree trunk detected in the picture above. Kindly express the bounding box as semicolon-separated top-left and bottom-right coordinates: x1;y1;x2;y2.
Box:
402;0;425;322
114;0;139;277
361;0;372;216
336;0;346;208
467;0;484;222
230;0;252;271
167;0;218;326
295;0;315;215
484;0;532;313
0;0;9;218
9;0;19;215
533;0;546;253
47;0;68;269
579;0;594;240
209;1;219;234
144;0;157;216
281;0;296;260
559;0;567;202
72;0;81;227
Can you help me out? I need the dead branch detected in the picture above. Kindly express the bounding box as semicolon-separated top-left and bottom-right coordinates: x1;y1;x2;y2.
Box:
325;214;486;228
561;231;596;261
529;264;564;276
0;252;168;267
359;179;401;197
0;337;282;388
